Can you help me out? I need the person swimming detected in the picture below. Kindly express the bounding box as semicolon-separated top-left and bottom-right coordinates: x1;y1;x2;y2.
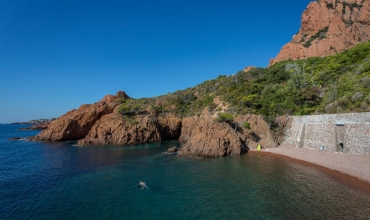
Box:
138;181;147;189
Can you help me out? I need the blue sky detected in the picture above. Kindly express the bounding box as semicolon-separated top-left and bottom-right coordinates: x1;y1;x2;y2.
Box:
0;0;312;123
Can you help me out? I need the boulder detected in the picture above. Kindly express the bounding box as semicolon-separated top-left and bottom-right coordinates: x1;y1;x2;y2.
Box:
178;114;275;158
178;119;248;157
166;147;178;154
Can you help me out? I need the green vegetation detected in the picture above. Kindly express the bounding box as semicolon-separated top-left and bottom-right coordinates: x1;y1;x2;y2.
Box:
342;1;363;14
118;42;370;127
242;122;251;129
303;26;329;48
326;2;334;9
214;113;234;123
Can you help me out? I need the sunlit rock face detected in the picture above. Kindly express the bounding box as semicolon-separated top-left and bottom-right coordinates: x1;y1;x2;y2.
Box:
270;0;370;66
33;91;129;141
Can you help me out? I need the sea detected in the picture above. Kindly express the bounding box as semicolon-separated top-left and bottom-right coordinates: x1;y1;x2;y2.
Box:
1;124;370;220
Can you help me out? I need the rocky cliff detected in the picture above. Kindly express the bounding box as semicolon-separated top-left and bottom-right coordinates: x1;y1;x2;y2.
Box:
32;91;129;141
33;91;275;158
76;112;182;146
178;114;275;157
270;0;370;65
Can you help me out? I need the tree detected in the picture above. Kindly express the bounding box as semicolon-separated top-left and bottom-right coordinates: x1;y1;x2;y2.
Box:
241;94;258;108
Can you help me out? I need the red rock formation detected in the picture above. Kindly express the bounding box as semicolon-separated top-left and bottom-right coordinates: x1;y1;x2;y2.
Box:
33;91;129;141
158;115;182;140
235;114;275;149
19;122;50;130
77;112;182;146
32;90;274;158
271;0;370;65
178;114;275;157
178;120;248;157
179;117;198;142
77;113;161;146
76;106;274;158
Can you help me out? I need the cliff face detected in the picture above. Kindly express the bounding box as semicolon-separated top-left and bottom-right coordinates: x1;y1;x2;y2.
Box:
76;113;182;146
32;91;129;141
178;114;275;157
271;0;370;65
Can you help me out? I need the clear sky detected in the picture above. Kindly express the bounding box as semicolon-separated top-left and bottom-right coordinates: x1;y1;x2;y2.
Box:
0;0;312;123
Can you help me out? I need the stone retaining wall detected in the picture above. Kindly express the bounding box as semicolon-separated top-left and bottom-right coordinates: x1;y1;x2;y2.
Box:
283;113;370;156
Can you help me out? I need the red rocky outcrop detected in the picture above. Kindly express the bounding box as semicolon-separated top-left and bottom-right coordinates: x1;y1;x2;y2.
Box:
76;113;182;146
271;0;370;65
19;122;50;130
32;91;129;141
178;114;275;157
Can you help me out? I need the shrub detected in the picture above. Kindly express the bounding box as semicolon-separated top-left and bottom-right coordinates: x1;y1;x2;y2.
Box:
361;101;368;110
351;92;364;102
303;26;329;48
242;122;251;129
214;113;234;123
360;76;370;88
326;3;334;9
336;96;349;107
325;103;336;113
366;94;370;104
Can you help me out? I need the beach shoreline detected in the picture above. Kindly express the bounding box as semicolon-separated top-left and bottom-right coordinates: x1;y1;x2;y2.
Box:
249;144;370;194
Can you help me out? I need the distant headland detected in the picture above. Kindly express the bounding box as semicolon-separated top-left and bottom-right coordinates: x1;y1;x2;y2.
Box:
11;118;56;125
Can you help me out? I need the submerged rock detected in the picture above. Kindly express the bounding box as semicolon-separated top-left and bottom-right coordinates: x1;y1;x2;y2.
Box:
166;147;178;154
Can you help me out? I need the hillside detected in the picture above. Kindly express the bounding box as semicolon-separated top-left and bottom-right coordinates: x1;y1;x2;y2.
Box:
118;42;370;124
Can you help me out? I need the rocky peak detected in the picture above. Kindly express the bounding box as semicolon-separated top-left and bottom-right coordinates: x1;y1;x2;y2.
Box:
102;91;130;103
243;66;255;72
270;0;370;65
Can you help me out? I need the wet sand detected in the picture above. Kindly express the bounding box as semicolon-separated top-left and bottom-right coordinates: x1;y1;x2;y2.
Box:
249;144;370;193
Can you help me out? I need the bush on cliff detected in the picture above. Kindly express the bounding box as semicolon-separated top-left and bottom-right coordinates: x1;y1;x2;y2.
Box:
214;113;234;123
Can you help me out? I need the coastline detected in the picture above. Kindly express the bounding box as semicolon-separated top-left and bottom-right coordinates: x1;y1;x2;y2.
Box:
249;144;370;194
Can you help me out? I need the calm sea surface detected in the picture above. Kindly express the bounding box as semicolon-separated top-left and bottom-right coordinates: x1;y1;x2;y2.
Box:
1;124;370;219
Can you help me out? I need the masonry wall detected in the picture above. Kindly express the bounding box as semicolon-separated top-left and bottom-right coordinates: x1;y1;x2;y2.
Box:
283;113;370;156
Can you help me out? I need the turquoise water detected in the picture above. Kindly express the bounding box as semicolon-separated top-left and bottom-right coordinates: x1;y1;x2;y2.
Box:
1;124;370;219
